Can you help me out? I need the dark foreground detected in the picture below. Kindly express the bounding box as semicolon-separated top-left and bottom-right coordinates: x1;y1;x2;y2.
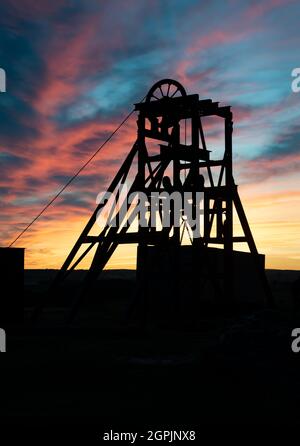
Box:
2;269;300;436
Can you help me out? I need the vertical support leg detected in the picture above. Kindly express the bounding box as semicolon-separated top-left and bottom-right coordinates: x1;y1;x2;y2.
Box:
233;189;273;306
172;122;181;244
224;113;234;303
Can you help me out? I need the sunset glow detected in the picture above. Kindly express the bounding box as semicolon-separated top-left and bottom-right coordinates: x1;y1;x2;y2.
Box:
1;0;299;270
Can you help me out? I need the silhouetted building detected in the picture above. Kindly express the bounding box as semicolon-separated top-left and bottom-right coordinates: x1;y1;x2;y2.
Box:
0;247;24;327
137;245;265;321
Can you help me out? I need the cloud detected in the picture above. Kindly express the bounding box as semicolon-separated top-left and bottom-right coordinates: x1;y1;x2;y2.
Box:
262;124;300;159
0;0;299;269
243;0;296;20
236;124;300;183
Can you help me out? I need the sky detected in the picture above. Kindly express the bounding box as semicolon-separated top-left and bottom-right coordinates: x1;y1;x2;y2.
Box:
0;0;299;270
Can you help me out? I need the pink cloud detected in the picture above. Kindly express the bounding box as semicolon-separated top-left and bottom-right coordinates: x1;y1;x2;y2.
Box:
31;18;106;115
188;29;252;55
244;0;296;20
4;0;66;20
236;152;300;183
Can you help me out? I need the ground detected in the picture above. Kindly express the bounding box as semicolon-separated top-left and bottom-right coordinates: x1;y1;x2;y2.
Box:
2;269;300;432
